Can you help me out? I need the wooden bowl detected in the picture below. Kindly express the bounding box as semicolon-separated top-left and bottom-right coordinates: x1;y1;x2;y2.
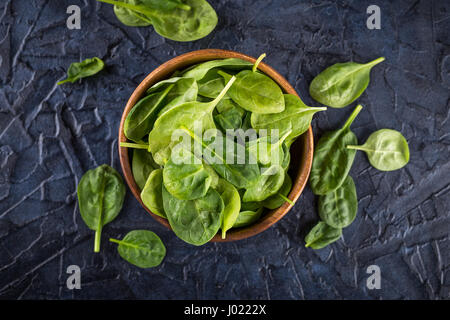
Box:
118;49;314;242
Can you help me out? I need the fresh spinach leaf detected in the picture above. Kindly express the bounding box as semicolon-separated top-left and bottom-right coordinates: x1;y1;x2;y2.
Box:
309;104;362;195
215;179;241;239
233;208;263;228
304;221;342;249
110;230;166;268
147;76;236;165
124;84;173;142
218;69;285;114
77;164;126;252
58;57;105;85
132;148;159;190
184;128;261;189
98;0;217;42
163;146;212;200
309;57;385;108
347;129;409;171
162;185;224;246
251;94;326;146
182;58;253;81
113;0;152;26
318;175;357;228
141;168;166;218
263;174;292;209
242;165;285;202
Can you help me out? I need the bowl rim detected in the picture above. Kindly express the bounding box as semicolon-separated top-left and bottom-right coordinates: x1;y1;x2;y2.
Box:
118;49;314;242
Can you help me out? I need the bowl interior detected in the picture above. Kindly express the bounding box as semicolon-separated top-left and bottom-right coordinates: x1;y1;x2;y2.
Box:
118;49;313;242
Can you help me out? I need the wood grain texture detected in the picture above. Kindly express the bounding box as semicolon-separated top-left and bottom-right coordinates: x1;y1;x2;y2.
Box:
118;49;314;242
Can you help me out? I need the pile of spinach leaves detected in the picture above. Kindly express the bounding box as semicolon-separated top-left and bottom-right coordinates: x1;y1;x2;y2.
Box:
121;54;325;246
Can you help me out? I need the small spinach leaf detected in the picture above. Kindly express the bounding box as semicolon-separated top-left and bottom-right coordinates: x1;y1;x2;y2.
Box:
304;221;342;249
58;57;105;85
98;0;217;42
263;174;292;209
215;179;241;239
347;129;409;171
132;148;159;190
233;208;263;228
110;230;166;268
242;165;285;202
141;168;166;218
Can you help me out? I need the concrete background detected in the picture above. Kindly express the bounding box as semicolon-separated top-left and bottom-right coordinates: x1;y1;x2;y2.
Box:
0;0;449;299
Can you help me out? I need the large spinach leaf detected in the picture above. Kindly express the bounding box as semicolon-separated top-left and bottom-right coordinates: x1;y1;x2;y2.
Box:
251;94;326;146
309;57;385;108
98;0;217;42
77;164;126;252
309;105;362;195
162;185;224;246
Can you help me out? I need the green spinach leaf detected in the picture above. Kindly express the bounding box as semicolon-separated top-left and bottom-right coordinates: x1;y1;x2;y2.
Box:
251;94;326;146
309;104;362;195
110;230;166;268
162;185;224;246
124;84;173;142
347;129;409;171
132;148;159;190
141;168;166;218
242;165;285;202
304;221;342;249
218;70;285;114
147;76;235;165
318;175;357;228
77;164;126;252
182;58;253;81
98;0;217;42
215;179;241;239
58;57;105;85
163;146;212;200
263;174;292;209
233;208;263;228
309;57;385;108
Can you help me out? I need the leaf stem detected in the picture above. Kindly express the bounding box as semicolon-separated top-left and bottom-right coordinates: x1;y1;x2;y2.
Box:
278;193;294;205
109;238;121;245
57;79;72;85
94;228;102;252
252;53;266;72
208;76;236;111
120;142;149;149
346;145;364;151
342;104;363;130
366;57;385;68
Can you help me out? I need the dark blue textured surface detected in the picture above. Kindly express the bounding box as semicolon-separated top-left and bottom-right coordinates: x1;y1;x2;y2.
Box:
0;0;449;299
